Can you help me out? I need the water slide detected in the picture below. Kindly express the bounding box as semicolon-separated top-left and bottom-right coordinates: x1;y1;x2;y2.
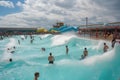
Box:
50;25;78;33
58;25;78;32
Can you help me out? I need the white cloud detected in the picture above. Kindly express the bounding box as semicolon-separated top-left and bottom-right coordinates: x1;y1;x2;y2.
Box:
0;0;119;28
0;1;14;8
16;1;23;7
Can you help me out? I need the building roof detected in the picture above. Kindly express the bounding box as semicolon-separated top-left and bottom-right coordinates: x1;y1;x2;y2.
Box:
0;27;37;32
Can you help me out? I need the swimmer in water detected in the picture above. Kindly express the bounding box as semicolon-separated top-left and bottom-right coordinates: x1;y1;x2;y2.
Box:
103;43;109;52
9;58;12;62
83;48;88;58
18;40;20;44
48;53;55;64
41;48;46;51
65;45;69;55
111;38;116;48
13;46;15;49
80;55;84;60
34;72;40;80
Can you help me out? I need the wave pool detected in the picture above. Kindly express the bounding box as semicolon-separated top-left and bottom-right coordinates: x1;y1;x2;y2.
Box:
0;32;120;80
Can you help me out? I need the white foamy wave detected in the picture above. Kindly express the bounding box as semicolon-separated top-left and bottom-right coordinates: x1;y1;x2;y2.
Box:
91;39;111;51
51;33;77;46
39;34;52;39
82;49;115;65
55;59;83;66
92;40;104;50
54;49;115;66
1;38;16;62
6;38;16;49
1;51;12;61
21;35;25;39
56;59;75;65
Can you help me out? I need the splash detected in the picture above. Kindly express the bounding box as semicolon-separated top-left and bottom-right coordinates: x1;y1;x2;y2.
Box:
1;38;16;61
82;49;115;65
6;38;16;49
92;40;105;50
39;34;52;39
0;34;120;80
51;32;77;46
21;35;25;39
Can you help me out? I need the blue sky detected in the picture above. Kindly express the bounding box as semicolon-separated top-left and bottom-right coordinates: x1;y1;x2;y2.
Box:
0;0;120;28
0;0;24;16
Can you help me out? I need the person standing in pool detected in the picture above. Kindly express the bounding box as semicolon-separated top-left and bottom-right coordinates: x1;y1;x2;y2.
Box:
83;48;88;58
111;38;116;48
18;40;20;44
48;53;55;64
103;43;109;52
34;72;40;80
66;45;69;55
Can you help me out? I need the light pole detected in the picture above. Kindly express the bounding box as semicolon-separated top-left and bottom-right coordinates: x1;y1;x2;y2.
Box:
84;17;88;37
86;17;88;28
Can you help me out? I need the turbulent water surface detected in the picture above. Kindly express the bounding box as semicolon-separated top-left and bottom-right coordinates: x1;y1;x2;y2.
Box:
0;32;120;80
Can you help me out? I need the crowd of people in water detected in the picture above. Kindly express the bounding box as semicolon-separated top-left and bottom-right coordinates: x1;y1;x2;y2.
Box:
0;33;119;80
6;34;115;63
8;35;118;64
7;46;16;62
34;42;110;80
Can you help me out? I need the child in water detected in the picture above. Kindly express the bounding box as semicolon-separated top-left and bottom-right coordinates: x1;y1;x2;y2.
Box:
80;55;84;60
103;43;109;52
83;48;88;58
34;72;40;80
